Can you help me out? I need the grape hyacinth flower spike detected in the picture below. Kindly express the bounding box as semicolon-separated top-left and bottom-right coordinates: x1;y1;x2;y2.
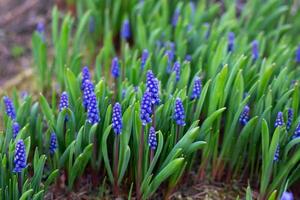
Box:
191;77;202;100
140;91;153;125
296;45;300;63
174;98;186;126
141;49;149;69
228;32;235;52
286;108;293;131
252;40;259;61
84;80;100;124
13;139;26;173
3;96;16;120
121;19;131;40
36;22;45;41
59;91;69;112
49;133;57;155
292;122;300;139
146;70;160;105
148;127;157;150
173;61;181;82
82;79;94;110
81;66;91;91
275;111;284;128
166;50;174;73
112;103;123;135
111;57;120;78
172;8;180;27
239;105;250;126
281;191;294;200
12;122;20;139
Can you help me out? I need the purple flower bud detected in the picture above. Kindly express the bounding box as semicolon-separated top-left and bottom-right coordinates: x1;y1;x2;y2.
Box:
59;91;69;112
281;191;294;200
121;19;131;40
239;105;250;126
252;40;259;61
293;122;300;139
140;91;153;126
185;54;192;62
228;32;235;52
296;45;300;63
141;49;149;69
36;22;45;41
274;145;280;162
49;132;57;155
111;57;120;78
12;122;20;139
148;127;157;150
275;112;284;128
172;8;180;27
174;98;186;126
86;82;100;124
146;70;160;105
173;61;181;82
3;96;16;120
191;77;202;100
286;108;293;131
112;103;122;135
166;50;174;73
81;66;91;91
13;139;26;173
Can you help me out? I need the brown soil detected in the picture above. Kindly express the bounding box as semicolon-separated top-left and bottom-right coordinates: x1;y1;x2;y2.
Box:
0;0;53;87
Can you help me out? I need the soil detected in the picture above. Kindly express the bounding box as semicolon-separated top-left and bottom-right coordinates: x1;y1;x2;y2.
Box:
0;0;53;87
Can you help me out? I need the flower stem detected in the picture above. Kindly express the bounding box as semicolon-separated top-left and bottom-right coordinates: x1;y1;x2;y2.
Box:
18;172;22;197
152;105;156;128
136;125;144;200
113;134;120;197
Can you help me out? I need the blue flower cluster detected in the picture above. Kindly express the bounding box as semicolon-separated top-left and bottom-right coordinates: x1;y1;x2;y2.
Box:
140;91;153;126
228;32;235;52
191;77;202;100
252;40;259;61
286;108;293;131
275;112;284;128
121;19;131;40
141;49;149;69
174;98;186;126
81;66;91;91
13;139;26;173
3;96;16;120
112;103;123;135
173;61;181;82
146;70;160;105
111;57;120;78
59;91;69;112
239;105;250;126
12;122;20;139
49;132;57;155
148;127;157;150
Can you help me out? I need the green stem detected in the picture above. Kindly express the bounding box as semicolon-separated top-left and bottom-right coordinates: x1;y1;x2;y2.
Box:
136;125;144;200
114;135;120;197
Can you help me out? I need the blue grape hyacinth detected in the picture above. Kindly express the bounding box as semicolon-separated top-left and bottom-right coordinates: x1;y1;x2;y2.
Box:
36;22;45;41
49;132;57;155
140;91;153;126
252;40;259;60
87;88;100;124
148;127;157;150
81;66;91;91
172;8;180;27
275;112;284;128
239;105;250;126
274;145;280;162
166;50;174;73
281;191;294;200
3;96;16;120
13;139;26;173
228;32;235;52
111;57;120;78
112;103;123;135
191;77;202;100
296;45;300;63
146;70;160;105
141;49;149;69
59;91;69;112
12;121;20;139
83;80;94;110
174;98;186;126
173;61;181;82
121;19;131;40
286;108;293;131
292;122;300;139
